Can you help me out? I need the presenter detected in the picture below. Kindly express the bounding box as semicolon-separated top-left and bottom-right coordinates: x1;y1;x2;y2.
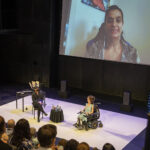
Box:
32;88;47;122
86;5;140;63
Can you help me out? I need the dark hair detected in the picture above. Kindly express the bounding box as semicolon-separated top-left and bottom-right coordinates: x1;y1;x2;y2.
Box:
7;119;15;128
30;127;36;138
58;138;68;147
104;5;124;23
87;95;95;104
102;143;115;150
77;142;90;150
11;118;31;146
0;116;5;136
37;124;57;147
65;139;79;150
93;147;99;150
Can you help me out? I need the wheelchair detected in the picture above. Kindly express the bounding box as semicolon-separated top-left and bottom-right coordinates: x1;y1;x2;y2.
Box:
74;103;103;131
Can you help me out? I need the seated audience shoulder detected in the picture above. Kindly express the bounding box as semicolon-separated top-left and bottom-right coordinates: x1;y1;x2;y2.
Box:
0;115;13;150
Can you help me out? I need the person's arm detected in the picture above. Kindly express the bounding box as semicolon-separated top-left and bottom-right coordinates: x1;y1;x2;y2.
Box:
80;107;85;113
89;104;94;115
38;91;45;104
32;93;37;104
82;107;85;112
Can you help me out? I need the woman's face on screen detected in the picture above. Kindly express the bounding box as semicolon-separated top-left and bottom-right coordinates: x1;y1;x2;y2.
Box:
105;9;123;39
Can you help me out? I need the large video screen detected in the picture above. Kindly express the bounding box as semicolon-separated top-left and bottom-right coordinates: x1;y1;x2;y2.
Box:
59;0;150;65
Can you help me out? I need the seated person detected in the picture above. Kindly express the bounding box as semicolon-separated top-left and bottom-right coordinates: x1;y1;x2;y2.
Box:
30;127;39;149
9;118;34;150
102;143;116;150
6;119;15;138
0;116;13;150
37;124;57;150
32;87;47;122
76;95;95;128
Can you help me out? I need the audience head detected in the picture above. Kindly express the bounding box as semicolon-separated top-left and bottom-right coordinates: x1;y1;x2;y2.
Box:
11;118;31;145
102;143;115;150
77;142;90;150
7;119;15;128
37;124;57;148
93;147;99;150
30;127;36;138
65;139;79;150
0;116;6;137
58;138;68;147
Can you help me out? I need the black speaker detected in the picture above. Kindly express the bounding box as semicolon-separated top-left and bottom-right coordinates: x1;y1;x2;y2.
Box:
58;80;68;98
60;80;66;92
123;91;131;105
120;91;133;112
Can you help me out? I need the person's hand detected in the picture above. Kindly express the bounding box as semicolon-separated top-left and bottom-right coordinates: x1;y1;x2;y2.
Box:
86;112;89;115
38;101;42;104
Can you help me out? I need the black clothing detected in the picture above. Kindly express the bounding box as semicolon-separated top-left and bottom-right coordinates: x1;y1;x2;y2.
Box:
32;90;46;122
0;139;12;150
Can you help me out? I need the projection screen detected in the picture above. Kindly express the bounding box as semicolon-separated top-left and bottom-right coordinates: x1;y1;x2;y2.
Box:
59;0;150;65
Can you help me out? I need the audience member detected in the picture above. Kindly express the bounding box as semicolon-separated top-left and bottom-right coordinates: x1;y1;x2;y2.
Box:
6;119;15;137
57;138;68;150
9;118;33;150
77;142;90;150
37;124;57;150
92;147;99;150
102;143;115;150
30;127;39;149
64;139;79;150
0;116;12;150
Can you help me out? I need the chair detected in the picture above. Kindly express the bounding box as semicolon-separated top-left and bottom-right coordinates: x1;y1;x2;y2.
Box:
32;106;43;122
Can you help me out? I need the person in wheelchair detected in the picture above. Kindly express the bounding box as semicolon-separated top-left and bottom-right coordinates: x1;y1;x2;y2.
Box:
74;95;102;130
75;95;95;129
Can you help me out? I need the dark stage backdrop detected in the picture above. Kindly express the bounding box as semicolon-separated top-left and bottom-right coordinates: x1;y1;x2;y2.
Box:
0;0;60;88
58;55;150;102
0;0;149;102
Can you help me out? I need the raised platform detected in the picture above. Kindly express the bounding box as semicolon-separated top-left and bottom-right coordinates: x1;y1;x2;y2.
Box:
0;96;147;150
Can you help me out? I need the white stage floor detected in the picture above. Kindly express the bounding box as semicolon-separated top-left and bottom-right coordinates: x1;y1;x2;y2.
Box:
0;96;147;150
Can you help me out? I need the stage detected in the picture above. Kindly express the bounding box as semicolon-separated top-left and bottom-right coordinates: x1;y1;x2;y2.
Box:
0;96;147;150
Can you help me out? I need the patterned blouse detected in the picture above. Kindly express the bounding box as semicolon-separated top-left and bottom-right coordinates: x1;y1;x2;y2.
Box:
86;36;140;63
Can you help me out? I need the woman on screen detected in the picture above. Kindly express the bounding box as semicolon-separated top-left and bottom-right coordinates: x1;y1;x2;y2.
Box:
85;5;140;63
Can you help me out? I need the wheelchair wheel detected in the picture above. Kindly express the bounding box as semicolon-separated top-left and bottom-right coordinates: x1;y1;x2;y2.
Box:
91;121;98;129
99;121;103;127
85;125;89;131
